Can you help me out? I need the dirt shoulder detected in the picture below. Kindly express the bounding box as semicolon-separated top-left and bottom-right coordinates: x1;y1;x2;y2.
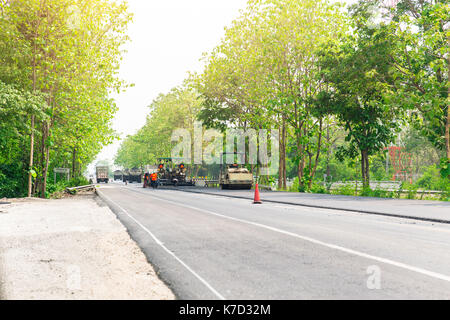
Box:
0;194;174;300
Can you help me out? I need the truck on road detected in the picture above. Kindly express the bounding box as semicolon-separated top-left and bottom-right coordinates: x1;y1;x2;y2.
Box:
96;166;109;184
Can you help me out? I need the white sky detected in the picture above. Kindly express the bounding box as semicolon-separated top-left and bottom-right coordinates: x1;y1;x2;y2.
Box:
91;0;357;172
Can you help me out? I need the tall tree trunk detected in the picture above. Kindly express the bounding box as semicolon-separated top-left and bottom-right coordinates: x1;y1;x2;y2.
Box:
27;115;35;197
361;151;365;189
282;121;287;189
278;119;287;190
40;121;50;198
278;126;283;189
308;119;323;189
40;122;47;198
366;153;370;187
326;122;331;180
72;147;77;178
361;149;370;188
445;45;450;180
296;132;305;191
297;127;308;190
28;45;38;197
446;52;450;175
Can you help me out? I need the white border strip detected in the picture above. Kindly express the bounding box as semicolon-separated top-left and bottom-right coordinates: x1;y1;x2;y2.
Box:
97;189;226;300
137;189;450;284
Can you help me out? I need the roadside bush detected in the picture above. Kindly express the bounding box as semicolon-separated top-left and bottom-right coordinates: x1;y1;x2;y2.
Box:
289;177;300;192
416;165;441;190
0;164;26;198
68;176;89;188
45;176;90;198
400;182;418;200
331;183;355;196
439;189;450;202
309;183;327;194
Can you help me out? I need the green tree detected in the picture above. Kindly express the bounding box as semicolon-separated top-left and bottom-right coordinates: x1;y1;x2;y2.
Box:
0;0;132;198
318;4;406;187
196;0;348;189
115;87;202;169
376;0;449;177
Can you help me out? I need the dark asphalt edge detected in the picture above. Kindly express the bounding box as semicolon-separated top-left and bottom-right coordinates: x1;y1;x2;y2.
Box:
95;188;185;300
168;188;450;225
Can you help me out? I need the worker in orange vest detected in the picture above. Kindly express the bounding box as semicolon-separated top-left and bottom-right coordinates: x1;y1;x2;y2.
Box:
150;172;158;189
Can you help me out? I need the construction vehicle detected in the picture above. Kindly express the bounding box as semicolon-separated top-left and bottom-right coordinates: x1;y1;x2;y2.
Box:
128;168;143;183
96;166;109;184
219;153;253;190
113;170;123;181
121;168;142;183
122;169;130;182
157;158;194;187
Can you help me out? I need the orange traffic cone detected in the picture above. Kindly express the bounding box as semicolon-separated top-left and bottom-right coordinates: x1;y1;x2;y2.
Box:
253;183;262;204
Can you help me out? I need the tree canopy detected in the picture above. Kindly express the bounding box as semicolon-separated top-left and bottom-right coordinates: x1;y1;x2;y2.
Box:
0;0;132;198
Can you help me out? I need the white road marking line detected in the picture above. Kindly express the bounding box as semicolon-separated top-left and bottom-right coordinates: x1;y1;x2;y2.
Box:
137;190;450;284
97;189;226;300
144;188;450;234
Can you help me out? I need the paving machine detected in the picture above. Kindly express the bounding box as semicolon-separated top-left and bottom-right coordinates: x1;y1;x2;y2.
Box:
219;153;253;190
157;158;194;187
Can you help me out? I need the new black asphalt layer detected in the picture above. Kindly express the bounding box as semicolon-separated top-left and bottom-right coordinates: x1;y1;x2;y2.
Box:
97;184;450;300
169;187;450;224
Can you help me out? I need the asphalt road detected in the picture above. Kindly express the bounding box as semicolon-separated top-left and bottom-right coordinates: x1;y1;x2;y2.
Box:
97;183;450;300
175;188;450;223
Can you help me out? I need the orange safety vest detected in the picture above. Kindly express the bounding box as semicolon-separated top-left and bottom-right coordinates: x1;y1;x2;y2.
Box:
151;173;158;181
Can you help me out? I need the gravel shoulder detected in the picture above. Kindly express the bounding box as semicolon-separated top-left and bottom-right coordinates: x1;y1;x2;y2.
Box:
0;194;174;300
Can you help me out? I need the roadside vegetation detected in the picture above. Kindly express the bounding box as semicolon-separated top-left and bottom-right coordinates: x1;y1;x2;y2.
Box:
116;0;449;200
0;0;132;198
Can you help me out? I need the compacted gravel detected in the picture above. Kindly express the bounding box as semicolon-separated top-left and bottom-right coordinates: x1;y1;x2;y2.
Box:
0;194;174;300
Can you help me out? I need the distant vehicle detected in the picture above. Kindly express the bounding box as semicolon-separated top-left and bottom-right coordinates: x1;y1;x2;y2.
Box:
157;158;194;187
123;168;142;183
113;170;123;181
96;166;109;184
122;169;130;182
219;153;253;190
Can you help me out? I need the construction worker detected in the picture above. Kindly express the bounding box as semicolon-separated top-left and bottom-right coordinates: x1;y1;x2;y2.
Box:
150;172;158;189
143;173;150;188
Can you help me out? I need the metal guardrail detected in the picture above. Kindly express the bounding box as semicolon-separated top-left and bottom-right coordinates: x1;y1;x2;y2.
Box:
66;185;96;194
322;181;444;195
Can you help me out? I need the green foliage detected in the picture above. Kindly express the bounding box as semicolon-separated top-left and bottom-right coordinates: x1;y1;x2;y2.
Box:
331;184;355;196
195;0;348;188
360;186;395;199
46;176;89;199
0;0;132;198
400;182;418;200
288;177;300;193
416;165;450;192
309;183;327;194
114;0;446;202
439;158;450;180
385;0;449;153
318;3;407;187
0;163;27;198
115;87;202;169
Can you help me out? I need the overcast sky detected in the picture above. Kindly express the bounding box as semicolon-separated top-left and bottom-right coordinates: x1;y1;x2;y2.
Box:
91;0;357;172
